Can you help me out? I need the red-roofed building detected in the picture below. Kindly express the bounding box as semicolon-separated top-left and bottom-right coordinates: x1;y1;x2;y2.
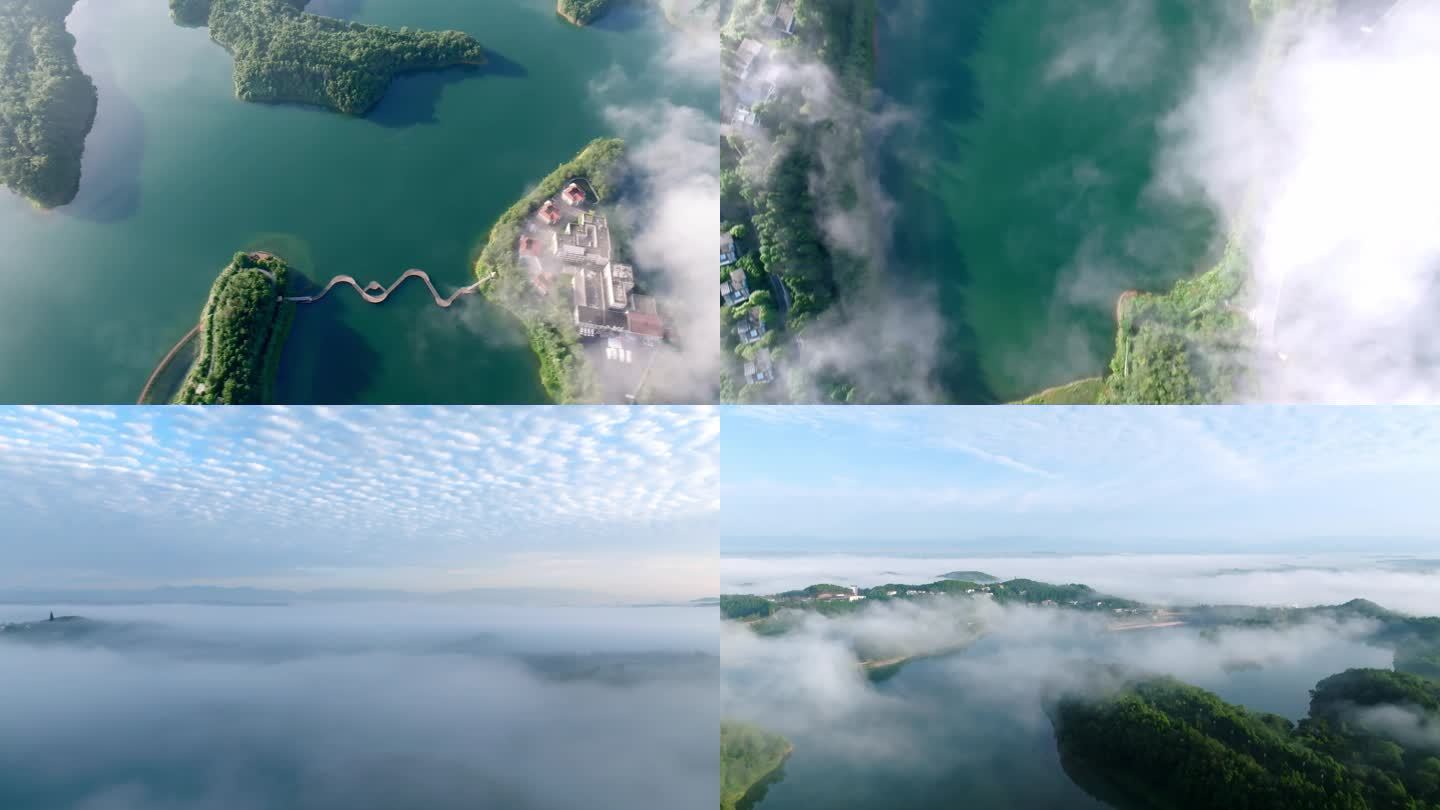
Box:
626;311;664;340
518;235;543;257
562;183;586;206
537;200;561;225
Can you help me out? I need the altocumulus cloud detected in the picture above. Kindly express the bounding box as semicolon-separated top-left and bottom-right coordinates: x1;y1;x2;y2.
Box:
0;406;717;591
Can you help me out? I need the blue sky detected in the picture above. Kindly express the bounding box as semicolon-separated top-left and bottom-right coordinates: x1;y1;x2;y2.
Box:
0;406;717;600
722;406;1440;552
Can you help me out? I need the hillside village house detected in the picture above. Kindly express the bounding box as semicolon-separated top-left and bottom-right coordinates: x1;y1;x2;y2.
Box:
721;232;738;266
744;348;774;385
736;309;765;344
720;268;749;306
767;3;797;35
735;38;765;79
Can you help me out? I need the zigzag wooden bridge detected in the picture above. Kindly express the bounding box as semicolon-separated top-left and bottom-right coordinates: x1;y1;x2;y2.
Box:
288;268;494;308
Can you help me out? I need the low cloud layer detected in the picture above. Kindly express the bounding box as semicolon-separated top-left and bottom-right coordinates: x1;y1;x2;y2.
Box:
0;604;717;810
1353;703;1440;752
723;600;1395;810
1157;1;1440;400
725;29;945;402
588;13;721;403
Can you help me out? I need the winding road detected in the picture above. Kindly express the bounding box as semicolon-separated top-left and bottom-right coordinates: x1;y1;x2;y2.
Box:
288;269;492;308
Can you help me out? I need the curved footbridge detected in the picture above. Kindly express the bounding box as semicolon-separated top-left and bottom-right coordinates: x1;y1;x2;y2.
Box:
289;268;494;308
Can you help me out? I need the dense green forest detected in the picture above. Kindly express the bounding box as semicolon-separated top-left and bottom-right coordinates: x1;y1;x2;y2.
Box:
720;594;775;620
720;721;792;810
173;0;486;114
0;0;97;208
1052;668;1440;809
174;252;294;404
473;137;627;403
720;0;879;403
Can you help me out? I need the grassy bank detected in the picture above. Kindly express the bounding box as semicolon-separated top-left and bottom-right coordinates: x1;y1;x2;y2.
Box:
472;137;627;403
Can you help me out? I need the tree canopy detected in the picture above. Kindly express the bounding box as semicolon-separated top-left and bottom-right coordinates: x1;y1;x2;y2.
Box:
174;252;294;405
720;721;792;810
1053;668;1440;810
0;0;97;207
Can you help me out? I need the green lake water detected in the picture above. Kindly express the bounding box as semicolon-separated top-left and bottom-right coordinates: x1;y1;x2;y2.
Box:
875;0;1250;402
0;0;706;403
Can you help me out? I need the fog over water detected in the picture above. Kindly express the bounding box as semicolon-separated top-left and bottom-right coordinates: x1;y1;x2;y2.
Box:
722;551;1431;807
0;603;718;810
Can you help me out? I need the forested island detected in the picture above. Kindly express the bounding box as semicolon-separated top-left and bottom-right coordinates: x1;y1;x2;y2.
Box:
721;721;793;810
1051;666;1440;809
174;251;295;404
473;137;627;403
0;0;98;208
169;0;486;115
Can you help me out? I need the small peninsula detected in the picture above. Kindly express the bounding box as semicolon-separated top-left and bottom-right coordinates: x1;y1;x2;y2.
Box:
556;0;616;26
174;251;295;405
169;0;486;115
473;137;641;403
721;721;793;810
0;0;98;208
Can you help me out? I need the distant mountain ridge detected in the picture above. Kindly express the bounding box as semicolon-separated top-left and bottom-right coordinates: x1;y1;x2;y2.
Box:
0;585;674;608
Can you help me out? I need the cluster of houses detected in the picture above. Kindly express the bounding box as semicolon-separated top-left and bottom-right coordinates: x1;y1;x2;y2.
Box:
518;181;664;349
720;231;774;386
724;3;794;129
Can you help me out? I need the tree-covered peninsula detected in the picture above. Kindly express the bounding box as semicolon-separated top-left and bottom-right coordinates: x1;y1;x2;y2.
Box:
556;0;616;26
473;137;627;403
1051;667;1440;810
174;252;295;404
169;0;486;115
0;0;98;208
721;721;792;810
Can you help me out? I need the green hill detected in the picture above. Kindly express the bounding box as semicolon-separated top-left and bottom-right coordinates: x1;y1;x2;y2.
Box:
721;721;792;810
1052;666;1440;810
